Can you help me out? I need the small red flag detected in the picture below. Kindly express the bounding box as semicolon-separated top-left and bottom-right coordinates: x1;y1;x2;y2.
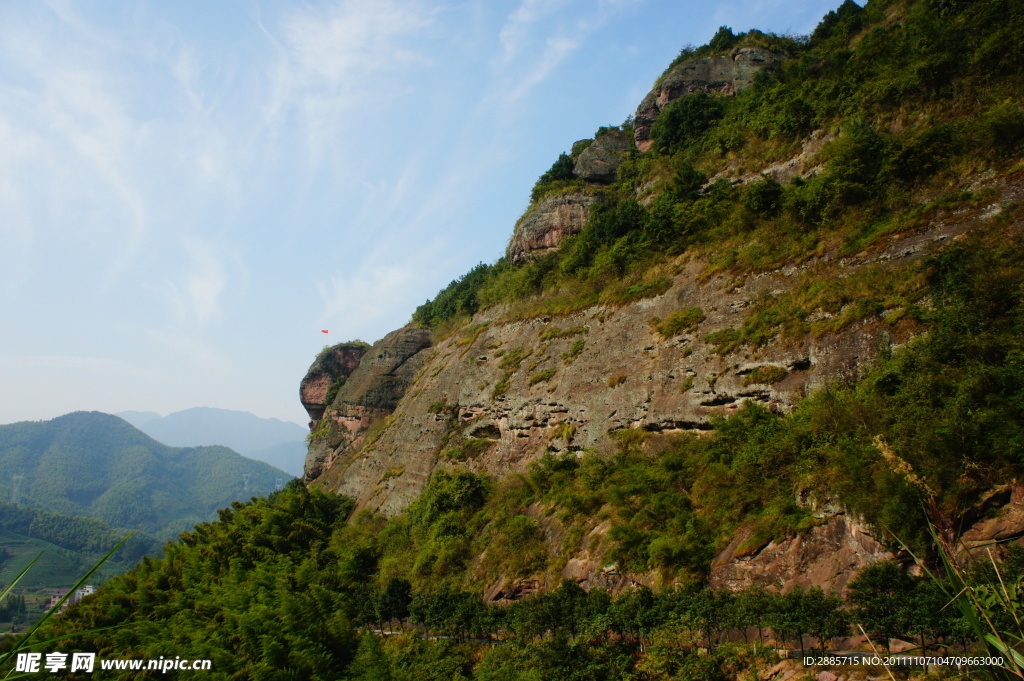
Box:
321;330;329;334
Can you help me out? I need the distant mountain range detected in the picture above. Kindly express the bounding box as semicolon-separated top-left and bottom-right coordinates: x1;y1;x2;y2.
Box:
116;407;306;477
0;412;291;539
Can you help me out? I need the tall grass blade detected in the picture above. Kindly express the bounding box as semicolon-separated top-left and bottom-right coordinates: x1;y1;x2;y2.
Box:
0;531;136;679
894;522;1024;680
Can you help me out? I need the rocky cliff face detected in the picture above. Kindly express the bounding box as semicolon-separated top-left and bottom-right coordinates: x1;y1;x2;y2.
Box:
299;343;368;426
303;328;431;482
300;155;1023;589
634;47;785;152
298;32;1024;595
507;191;602;264
306;211;970;516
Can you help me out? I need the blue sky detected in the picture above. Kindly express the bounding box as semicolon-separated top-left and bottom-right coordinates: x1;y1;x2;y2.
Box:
0;0;846;427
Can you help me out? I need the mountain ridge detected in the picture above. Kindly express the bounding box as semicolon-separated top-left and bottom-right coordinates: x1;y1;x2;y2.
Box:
116;406;306;476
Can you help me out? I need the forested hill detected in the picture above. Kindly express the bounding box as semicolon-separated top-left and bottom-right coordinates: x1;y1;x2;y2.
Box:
0;412;289;539
0;500;157;561
0;500;159;589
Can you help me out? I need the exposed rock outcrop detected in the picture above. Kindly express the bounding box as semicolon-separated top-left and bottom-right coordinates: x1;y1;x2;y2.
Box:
507;191;602;264
962;485;1024;546
299;343;368;426
312;211;971;515
303;328;431;481
706;485;1024;595
331;327;432;411
573;130;631;182
709;129;835;186
634;47;785;152
708;514;895;595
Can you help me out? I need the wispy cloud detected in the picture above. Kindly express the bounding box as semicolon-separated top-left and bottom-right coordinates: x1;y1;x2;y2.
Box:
0;10;151;283
493;0;643;103
316;231;453;340
283;1;433;82
264;0;436;159
317;263;422;339
505;35;580;102
499;0;572;61
0;3;250;304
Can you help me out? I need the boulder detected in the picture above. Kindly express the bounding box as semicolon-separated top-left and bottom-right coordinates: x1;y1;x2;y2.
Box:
634;47;785;152
303;327;431;481
708;514;895;595
961;485;1024;546
331;327;432;411
299;343;368;426
573;130;631;182
507;191;601;264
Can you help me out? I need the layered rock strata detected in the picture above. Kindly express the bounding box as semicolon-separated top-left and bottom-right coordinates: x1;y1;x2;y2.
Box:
309;212;970;516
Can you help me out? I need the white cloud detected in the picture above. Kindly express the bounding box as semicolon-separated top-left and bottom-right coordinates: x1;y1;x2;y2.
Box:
283;1;433;82
316;229;453;340
499;0;572;61
264;0;436;158
493;0;643;103
0;7;156;295
318;261;423;336
505;35;580;102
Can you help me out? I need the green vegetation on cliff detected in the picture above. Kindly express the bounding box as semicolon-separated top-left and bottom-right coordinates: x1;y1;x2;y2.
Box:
35;468;1024;679
414;0;1024;332
19;0;1024;678
35;231;1024;678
